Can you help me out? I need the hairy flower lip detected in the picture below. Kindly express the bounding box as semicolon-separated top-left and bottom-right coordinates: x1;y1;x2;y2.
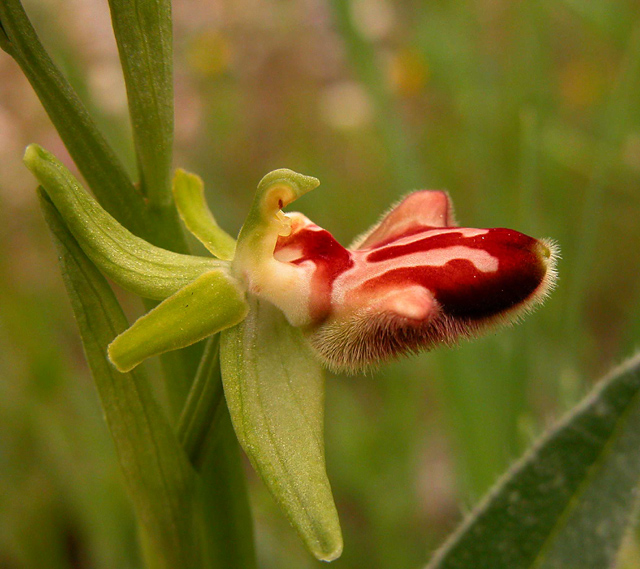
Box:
268;204;559;373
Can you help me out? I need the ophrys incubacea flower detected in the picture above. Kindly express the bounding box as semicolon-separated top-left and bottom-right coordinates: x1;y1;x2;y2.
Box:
25;143;557;561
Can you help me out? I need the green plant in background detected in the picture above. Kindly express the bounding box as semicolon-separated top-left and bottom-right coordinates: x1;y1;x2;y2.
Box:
4;0;640;568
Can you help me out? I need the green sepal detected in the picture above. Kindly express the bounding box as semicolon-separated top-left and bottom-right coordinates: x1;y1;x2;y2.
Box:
24;144;220;300
233;168;319;272
173;169;236;260
220;296;343;562
109;270;249;372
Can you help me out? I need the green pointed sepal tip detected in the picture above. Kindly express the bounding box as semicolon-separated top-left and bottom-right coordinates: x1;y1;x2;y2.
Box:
108;269;249;373
172;169;237;261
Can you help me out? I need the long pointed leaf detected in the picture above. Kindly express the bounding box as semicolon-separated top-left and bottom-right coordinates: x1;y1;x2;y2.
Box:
39;189;202;568
428;352;640;569
0;0;188;254
220;297;343;561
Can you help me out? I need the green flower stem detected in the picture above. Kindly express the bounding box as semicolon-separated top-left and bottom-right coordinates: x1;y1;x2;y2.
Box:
177;335;258;569
107;0;174;207
177;335;226;468
39;189;203;569
173;169;237;260
199;408;258;569
1;0;197;418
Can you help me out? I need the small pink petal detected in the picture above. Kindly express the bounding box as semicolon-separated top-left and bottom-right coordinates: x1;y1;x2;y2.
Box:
350;191;456;250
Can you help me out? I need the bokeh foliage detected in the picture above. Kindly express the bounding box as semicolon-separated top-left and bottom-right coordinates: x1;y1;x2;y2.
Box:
2;0;640;567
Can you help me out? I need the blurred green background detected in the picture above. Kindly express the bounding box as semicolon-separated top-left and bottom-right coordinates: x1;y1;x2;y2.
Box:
2;0;640;567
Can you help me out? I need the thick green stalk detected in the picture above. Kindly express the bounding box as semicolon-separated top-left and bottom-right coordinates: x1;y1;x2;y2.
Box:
199;409;257;569
178;336;226;467
6;2;256;564
107;0;174;207
0;0;198;413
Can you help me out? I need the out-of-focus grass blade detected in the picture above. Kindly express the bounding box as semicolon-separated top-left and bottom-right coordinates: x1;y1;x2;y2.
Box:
427;352;640;569
107;0;173;207
39;189;202;569
562;23;640;361
220;297;343;562
328;0;427;193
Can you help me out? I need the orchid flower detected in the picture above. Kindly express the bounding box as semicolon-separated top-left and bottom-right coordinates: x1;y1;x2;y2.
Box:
24;143;557;561
245;186;557;373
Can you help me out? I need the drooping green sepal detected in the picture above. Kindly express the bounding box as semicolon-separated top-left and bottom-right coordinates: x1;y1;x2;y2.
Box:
24;144;221;300
109;269;249;372
233;168;319;275
173;169;236;260
220;297;343;562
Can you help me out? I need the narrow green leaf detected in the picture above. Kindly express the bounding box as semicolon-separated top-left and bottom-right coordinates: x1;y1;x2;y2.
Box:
107;0;174;206
220;297;343;562
25;144;220;300
39;189;202;568
173;169;236;260
0;0;145;232
427;352;640;569
0;0;189;254
109;270;249;373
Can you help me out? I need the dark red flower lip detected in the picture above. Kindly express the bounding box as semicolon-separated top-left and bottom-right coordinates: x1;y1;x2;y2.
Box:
258;187;559;373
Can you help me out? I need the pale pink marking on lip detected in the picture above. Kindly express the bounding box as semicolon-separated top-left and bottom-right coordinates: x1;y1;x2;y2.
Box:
276;223;548;323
